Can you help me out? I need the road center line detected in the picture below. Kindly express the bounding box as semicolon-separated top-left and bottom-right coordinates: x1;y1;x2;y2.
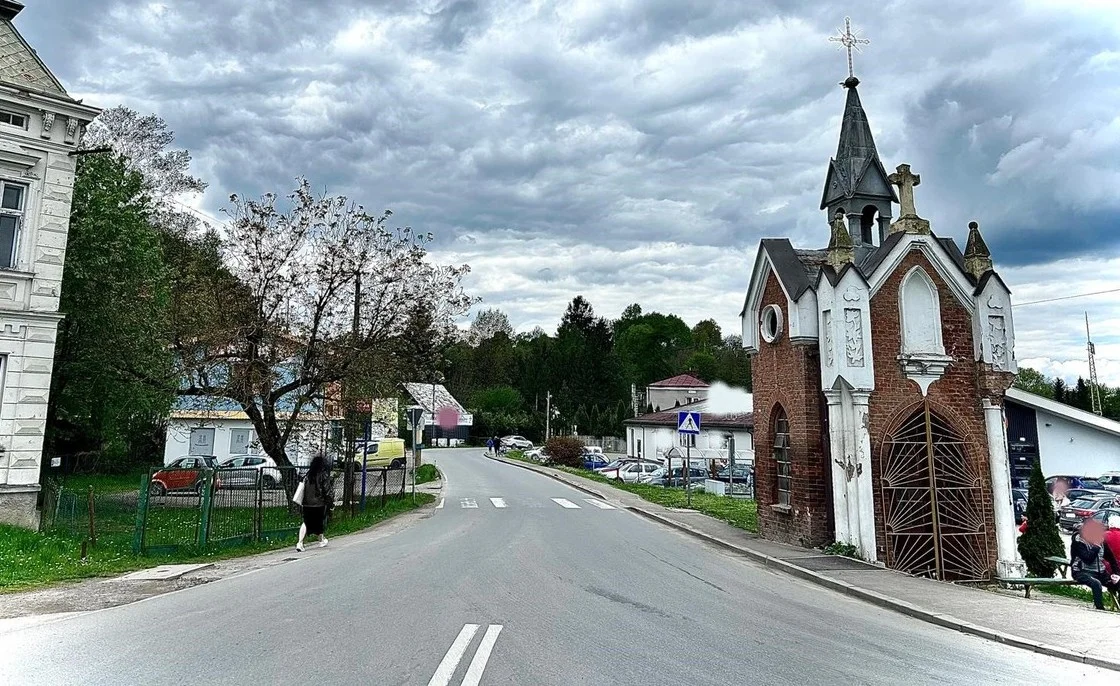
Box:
489;497;507;508
551;498;580;509
583;499;616;510
461;624;503;686
427;623;479;686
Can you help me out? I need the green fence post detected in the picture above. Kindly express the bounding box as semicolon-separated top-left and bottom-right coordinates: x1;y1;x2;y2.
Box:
198;469;214;548
133;471;150;554
254;469;263;543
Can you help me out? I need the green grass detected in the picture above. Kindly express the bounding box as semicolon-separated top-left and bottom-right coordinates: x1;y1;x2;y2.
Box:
1036;582;1120;611
0;493;433;592
416;464;440;485
503;450;758;533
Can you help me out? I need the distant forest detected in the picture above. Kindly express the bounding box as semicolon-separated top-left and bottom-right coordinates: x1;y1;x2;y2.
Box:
438;297;751;440
1013;367;1120;421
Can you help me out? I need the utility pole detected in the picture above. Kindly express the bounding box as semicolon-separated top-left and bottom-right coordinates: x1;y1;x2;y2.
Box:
343;272;362;512
545;391;552;441
1086;312;1103;416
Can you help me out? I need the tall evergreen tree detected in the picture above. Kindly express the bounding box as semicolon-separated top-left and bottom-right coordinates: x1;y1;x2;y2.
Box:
1017;461;1065;577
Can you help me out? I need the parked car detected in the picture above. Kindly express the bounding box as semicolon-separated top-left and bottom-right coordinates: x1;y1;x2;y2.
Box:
715;465;753;483
1086;507;1120;528
581;451;610;470
1011;488;1028;525
1058;495;1118;532
501;435;533;450
644;466;707;487
1096;472;1120;493
1046;475;1091;492
150;456;219;496
351;438;407;471
525;447;549;462
218;455;282;489
1065;487;1115;502
599;461;660;483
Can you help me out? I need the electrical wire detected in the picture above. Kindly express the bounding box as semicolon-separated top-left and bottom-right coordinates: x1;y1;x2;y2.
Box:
1015;287;1120;307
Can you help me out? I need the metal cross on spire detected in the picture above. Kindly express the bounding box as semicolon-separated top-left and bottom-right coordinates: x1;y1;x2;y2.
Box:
829;16;870;80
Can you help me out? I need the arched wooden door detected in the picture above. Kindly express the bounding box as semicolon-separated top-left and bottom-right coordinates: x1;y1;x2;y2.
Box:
880;402;989;581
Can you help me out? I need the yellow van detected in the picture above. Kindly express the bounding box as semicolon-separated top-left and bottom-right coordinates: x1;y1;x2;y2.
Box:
352;438;407;470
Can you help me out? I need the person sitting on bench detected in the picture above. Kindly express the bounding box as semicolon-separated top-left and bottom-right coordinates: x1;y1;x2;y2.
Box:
1071;518;1120;610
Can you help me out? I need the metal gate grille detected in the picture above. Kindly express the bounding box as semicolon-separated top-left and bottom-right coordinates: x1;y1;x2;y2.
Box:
880;402;989;581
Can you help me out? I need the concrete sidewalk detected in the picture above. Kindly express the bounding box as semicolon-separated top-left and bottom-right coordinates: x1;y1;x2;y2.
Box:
490;454;1120;672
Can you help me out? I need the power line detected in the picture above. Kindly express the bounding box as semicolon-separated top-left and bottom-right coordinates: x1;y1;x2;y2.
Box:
1015;287;1120;307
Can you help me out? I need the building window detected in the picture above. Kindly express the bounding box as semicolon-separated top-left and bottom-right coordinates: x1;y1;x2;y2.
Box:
0;110;27;128
189;427;215;456
760;304;784;343
0;182;25;270
773;407;791;506
230;428;258;454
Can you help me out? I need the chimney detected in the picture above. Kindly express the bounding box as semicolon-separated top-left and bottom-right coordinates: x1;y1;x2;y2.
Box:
0;1;23;22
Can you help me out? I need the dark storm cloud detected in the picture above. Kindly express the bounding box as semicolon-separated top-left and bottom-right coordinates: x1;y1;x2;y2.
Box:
17;0;1120;381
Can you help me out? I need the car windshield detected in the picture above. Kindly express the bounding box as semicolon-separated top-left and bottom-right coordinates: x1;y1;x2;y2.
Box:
1070;499;1099;509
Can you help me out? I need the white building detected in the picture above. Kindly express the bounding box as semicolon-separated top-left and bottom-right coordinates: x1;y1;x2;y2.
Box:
0;2;99;528
1004;387;1120;485
163;410;336;468
645;373;709;412
402;382;472;447
623;401;754;466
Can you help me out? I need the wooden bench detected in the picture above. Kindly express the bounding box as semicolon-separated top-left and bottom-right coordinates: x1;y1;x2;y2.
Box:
1044;555;1070;578
996;577;1077;598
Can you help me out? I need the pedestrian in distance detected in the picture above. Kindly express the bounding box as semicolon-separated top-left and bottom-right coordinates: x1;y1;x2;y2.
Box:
1070;518;1120;610
486;437;495;455
295;453;334;553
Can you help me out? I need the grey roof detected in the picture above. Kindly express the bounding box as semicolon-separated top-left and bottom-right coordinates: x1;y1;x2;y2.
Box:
402;382;467;416
819;80;898;211
857;231;904;274
760;239;814;301
938;236;967;274
0;12;73;101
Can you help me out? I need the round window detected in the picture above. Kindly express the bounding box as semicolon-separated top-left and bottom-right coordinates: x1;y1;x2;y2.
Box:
760;304;784;343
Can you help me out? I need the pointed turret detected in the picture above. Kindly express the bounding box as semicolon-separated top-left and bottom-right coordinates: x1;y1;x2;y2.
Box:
826;208;855;271
820;78;897;247
964;221;993;279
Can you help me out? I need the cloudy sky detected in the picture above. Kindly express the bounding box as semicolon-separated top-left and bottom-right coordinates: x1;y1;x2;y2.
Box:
22;0;1120;384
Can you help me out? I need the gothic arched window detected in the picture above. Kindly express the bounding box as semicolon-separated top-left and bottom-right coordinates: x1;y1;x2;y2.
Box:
772;406;791;506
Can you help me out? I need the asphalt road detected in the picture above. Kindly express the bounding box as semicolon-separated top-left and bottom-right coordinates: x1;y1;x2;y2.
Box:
1;448;1112;685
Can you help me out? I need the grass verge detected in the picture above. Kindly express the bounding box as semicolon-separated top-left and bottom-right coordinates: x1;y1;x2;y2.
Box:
503;450;758;533
0;493;433;592
416;464;440;485
1036;583;1103;606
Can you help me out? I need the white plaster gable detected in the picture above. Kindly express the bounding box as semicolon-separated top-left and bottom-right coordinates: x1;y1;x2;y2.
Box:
788;287;818;343
817;267;875;391
741;248;791;354
866;233;976;316
974;274;1017;373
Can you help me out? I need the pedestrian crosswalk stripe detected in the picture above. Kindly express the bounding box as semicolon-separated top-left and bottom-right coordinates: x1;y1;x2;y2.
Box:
460;498;478;508
583;499;616;510
436;498;444;509
551;498;580;509
489;497;507;508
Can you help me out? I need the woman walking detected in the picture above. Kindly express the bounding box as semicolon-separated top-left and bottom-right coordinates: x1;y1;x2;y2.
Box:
297;454;334;552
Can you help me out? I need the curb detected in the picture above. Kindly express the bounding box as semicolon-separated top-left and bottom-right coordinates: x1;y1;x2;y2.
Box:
488;453;1120;673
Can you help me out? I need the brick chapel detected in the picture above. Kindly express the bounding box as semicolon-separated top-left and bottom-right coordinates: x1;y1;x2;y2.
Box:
740;73;1024;581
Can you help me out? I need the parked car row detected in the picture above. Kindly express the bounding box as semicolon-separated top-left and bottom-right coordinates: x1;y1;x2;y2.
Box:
150;454;287;495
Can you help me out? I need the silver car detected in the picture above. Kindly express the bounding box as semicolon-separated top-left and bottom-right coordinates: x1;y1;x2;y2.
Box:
218;455;282;489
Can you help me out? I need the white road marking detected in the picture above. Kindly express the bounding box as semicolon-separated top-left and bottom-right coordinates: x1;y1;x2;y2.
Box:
427;623;480;686
552;498;580;509
461;624;504;686
489;497;507;508
583;499;616;510
436;498;444;509
461;498;478;509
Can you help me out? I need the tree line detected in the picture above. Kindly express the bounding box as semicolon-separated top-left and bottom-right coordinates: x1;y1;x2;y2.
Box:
1013;367;1120;420
46;107;471;473
439;297;752;441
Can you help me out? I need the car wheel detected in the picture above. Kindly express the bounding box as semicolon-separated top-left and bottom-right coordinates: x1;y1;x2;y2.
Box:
148;481;166;497
390;458;404;470
195;482;205;496
263;474;278;489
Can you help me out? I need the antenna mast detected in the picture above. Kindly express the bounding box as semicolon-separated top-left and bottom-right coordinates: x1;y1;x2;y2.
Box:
1086;312;1103;416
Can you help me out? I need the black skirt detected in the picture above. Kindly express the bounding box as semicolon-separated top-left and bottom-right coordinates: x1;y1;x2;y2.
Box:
302;505;327;535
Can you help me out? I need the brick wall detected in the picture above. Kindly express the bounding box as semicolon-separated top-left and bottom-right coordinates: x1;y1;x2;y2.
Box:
750;273;833;548
866;249;1002;573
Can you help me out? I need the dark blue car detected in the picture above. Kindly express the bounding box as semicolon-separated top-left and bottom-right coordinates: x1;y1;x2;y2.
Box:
581;452;610;470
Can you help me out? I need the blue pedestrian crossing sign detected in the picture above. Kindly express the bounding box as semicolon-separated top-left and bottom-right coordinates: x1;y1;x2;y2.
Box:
677;411;701;435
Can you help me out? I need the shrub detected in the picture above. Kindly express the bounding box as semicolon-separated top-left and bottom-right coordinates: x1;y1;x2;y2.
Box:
1017;461;1065;577
544;437;584;468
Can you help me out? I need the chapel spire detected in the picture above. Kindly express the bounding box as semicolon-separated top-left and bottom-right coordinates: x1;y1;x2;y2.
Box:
820;18;897;247
963;221;993;279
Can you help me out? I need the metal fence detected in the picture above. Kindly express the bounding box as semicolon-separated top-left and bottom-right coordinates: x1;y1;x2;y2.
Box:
135;465;409;554
40;480;141;549
576;435;626;453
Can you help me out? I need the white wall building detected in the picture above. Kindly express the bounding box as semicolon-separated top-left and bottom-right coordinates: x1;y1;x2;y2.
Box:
645;373;709;412
1004;387;1120;484
0;2;99;528
624;402;754;466
164;411;335;468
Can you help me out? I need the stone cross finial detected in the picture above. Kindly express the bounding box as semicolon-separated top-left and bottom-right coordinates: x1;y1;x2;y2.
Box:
888;163;920;217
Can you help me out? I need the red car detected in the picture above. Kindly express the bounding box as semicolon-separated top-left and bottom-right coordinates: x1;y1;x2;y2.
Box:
150;456;220;496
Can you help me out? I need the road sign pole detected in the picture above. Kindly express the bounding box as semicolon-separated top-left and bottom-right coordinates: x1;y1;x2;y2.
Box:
686;445;692;508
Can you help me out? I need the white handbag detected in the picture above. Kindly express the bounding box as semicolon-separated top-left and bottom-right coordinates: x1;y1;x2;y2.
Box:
292;480;306;506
